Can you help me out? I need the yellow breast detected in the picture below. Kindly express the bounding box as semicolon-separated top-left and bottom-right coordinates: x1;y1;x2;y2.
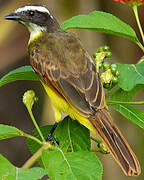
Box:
41;81;96;134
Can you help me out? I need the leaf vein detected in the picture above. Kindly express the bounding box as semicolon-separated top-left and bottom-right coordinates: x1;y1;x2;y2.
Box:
58;148;77;180
118;104;144;123
16;167;18;180
131;64;144;80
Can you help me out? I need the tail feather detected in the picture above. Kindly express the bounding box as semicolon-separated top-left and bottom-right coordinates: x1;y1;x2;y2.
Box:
89;108;141;176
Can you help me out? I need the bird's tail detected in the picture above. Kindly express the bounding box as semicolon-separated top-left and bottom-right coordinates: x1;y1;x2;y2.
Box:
89;108;141;176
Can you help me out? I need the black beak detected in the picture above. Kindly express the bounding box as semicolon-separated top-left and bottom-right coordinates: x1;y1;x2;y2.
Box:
5;13;21;20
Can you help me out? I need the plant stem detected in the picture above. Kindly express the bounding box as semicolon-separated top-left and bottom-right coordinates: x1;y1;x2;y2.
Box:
133;5;144;44
107;100;144;105
27;107;45;142
91;149;102;153
23;133;43;145
90;137;110;154
136;41;144;52
22;142;52;169
90;136;101;144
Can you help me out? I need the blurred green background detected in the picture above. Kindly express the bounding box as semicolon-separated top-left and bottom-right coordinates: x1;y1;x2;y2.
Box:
0;0;144;179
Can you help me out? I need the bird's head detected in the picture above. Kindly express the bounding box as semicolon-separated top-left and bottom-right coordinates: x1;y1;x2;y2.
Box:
5;4;61;38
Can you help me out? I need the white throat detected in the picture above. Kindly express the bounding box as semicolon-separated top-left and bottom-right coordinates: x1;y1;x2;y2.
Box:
26;23;47;39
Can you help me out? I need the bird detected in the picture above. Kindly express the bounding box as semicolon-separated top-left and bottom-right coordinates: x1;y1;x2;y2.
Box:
5;4;141;176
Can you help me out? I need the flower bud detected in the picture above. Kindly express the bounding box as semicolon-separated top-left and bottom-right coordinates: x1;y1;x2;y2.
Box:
111;63;117;74
112;76;118;84
97;141;110;154
101;69;114;84
93;52;99;59
103;62;111;71
105;51;112;58
23;90;38;110
115;71;120;77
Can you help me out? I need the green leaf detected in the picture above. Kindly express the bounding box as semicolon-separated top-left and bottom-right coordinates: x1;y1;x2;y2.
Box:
16;168;47;180
55;116;90;151
0;124;23;140
112;104;144;129
27;125;52;167
27;116;90;156
27;117;90;167
110;85;144;102
42;150;103;180
117;62;144;91
27;125;52;156
0;154;15;179
61;11;138;43
109;85;144;129
0;154;47;180
0;66;39;87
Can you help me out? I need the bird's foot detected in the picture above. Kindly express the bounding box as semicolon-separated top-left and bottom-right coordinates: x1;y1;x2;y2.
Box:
46;122;59;145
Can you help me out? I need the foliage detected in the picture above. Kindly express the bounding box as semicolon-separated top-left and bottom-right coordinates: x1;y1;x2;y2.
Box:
0;154;47;180
61;11;138;43
0;2;144;180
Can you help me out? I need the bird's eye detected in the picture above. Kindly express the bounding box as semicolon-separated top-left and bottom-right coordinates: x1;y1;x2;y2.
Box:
29;11;35;17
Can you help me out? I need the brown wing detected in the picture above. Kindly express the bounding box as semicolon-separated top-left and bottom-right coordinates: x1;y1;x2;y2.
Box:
28;31;105;116
28;31;141;176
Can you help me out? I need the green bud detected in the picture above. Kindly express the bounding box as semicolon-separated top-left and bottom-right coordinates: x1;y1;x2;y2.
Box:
103;61;111;71
105;51;112;58
103;45;110;51
98;46;110;52
103;83;111;89
97;141;110;154
112;76;118;84
93;52;99;58
99;62;102;69
97;47;103;52
111;63;117;74
115;71;119;77
23;90;38;110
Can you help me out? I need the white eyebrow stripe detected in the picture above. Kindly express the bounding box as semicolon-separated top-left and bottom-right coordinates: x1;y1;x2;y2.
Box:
15;6;51;15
